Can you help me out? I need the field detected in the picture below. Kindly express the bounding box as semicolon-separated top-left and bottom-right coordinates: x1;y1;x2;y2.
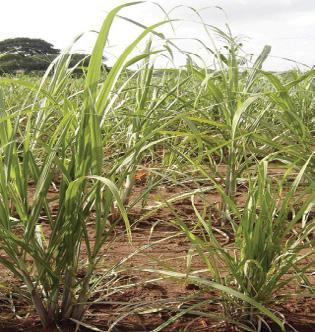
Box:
0;3;314;332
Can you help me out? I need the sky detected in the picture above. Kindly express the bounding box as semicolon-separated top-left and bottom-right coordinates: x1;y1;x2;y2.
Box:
0;0;314;70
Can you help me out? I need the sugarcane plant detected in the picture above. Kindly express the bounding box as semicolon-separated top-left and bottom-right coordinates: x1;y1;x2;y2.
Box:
0;2;172;328
154;159;314;331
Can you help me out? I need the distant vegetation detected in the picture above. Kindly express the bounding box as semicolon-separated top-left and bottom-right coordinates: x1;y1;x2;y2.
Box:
0;37;109;74
0;38;57;73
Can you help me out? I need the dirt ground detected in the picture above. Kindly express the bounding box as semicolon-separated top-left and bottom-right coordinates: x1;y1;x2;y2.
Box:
0;167;314;332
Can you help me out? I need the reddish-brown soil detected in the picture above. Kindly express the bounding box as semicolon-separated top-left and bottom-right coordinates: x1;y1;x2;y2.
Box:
0;167;314;332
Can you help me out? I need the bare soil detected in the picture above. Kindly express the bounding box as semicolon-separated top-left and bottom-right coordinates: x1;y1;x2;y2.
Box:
0;167;314;332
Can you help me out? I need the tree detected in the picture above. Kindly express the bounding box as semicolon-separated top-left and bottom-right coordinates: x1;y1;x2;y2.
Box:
0;37;111;75
0;38;60;74
0;37;60;56
0;54;53;73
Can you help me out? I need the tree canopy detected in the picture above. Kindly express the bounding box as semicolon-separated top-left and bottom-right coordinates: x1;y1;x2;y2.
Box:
0;37;110;75
0;37;60;56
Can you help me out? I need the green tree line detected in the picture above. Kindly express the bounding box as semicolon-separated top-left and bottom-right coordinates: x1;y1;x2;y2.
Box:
0;37;107;74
